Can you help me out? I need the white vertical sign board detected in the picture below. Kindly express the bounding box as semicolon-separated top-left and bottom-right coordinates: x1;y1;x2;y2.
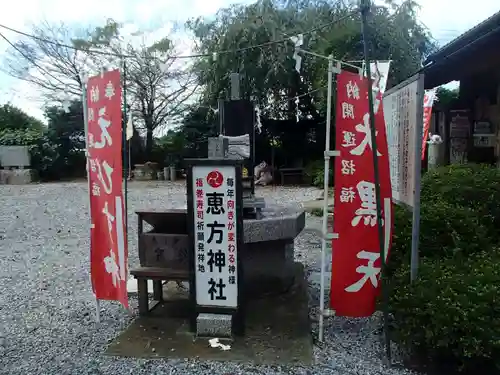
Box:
192;165;238;307
382;78;420;207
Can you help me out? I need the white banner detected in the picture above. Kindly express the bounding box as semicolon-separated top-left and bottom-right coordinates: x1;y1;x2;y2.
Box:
382;76;424;207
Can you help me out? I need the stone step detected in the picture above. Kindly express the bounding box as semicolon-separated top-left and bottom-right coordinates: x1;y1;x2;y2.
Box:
196;313;232;338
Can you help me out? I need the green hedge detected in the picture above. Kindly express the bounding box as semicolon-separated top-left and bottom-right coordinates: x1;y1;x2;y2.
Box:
389;164;500;374
421;164;500;241
390;253;500;373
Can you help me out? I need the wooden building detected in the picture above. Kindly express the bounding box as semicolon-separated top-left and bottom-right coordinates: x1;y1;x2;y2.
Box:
421;11;500;165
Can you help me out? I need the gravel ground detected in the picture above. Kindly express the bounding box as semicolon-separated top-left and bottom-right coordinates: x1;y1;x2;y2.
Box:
0;181;414;375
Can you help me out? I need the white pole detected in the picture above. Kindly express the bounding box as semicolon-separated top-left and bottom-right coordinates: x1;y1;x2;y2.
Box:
82;82;101;323
319;55;334;343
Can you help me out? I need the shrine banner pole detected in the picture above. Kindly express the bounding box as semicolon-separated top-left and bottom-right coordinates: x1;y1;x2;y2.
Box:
360;0;391;362
318;55;334;343
82;81;101;323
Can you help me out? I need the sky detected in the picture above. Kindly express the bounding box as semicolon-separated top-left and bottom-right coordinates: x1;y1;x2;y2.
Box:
0;0;498;122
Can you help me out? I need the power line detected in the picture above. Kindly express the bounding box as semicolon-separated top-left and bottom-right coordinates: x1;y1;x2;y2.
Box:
0;30;68;88
0;10;358;61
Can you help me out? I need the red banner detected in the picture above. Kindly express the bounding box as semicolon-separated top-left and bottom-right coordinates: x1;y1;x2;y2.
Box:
421;89;437;160
87;69;128;308
330;70;393;317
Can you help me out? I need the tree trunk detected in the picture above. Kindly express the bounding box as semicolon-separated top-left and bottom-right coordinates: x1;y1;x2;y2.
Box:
145;118;154;161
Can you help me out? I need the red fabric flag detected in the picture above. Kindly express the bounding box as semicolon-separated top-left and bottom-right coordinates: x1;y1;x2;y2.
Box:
330;70;393;317
421;89;437;160
87;69;128;309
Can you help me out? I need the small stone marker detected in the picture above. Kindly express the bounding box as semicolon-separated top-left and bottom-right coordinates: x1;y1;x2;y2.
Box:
0;145;34;184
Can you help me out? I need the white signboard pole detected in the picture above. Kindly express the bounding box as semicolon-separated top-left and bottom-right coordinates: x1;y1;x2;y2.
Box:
382;73;425;281
191;165;239;307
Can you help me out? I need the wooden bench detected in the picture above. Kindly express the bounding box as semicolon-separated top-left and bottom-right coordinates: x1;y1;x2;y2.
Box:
130;266;189;315
133;209;191;315
278;167;304;185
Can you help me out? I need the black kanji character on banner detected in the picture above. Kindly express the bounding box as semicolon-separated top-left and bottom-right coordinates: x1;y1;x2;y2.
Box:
197;232;204;242
198;264;205;272
228;276;236;285
227;178;234;187
228;265;236;274
208;278;227;300
207;221;225;244
198;253;205;262
207;249;226;273
226;189;234;198
198;242;204;251
206;192;225;215
197;222;204;231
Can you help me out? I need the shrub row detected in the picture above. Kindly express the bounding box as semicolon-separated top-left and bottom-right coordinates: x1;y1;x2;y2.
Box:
388;164;500;374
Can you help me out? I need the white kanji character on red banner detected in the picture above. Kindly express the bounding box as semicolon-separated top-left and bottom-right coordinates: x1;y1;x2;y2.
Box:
91;182;100;196
94;107;112;149
339;187;355;203
341;131;356;147
345;250;380;292
88;108;95;121
351;180;384;227
89;159;97;173
346;80;360;100
90;85;100;103
104;81;115;99
102;201;115;243
95;159;113;194
341;159;355;175
341;102;354;119
103;248;121;287
350;113;382;156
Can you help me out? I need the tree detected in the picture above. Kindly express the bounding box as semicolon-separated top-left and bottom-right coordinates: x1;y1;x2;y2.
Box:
0;103;45;131
1;21;95;104
436;86;459;107
179;0;437;163
44;100;86;178
186;0;436;118
77;20;199;158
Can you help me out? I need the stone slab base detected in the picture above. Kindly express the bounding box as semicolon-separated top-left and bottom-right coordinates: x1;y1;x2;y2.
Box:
196;313;232;338
0;169;34;184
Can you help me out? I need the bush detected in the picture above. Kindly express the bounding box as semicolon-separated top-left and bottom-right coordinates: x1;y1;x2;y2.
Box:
0;129;59;179
390;252;500;373
389;200;492;276
389;163;500;374
421;164;500;240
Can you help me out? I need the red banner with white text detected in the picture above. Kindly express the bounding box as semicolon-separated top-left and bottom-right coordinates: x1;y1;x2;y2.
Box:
330;70;393;317
421;89;437;160
87;69;128;308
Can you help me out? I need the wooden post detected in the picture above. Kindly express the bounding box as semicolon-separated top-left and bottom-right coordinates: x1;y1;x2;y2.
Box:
230;73;240;101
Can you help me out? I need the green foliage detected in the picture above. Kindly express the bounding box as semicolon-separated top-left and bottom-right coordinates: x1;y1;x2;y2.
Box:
389;201;492;277
390;253;500;373
0;129;58;179
180;0;435;165
421;164;500;240
149;130;187;167
310;208;323;217
0;104;45;132
304;160;323;185
313;166;333;188
389;164;500;373
436;87;459;107
44;100;86;179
